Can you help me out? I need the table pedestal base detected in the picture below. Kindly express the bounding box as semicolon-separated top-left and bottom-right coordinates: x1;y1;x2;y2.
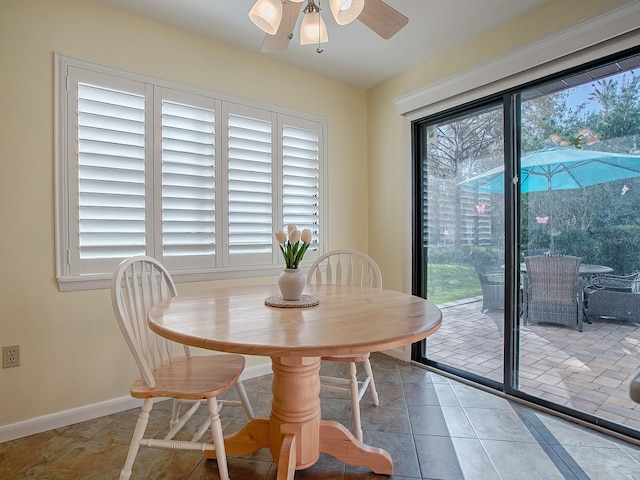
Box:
204;356;392;478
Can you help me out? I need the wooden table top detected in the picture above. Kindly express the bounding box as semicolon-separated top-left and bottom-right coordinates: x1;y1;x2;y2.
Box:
148;284;442;358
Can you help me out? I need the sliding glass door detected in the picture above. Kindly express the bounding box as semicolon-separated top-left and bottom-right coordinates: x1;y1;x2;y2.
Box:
413;48;640;440
517;61;640;430
414;103;507;386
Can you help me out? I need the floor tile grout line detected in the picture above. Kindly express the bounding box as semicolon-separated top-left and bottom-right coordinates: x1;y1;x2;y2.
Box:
511;403;589;480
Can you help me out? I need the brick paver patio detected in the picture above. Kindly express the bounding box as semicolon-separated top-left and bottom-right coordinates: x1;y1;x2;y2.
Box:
426;297;640;431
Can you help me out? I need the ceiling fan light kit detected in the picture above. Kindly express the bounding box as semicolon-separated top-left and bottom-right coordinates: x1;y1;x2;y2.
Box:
250;0;408;53
300;4;328;45
329;0;364;25
249;0;283;35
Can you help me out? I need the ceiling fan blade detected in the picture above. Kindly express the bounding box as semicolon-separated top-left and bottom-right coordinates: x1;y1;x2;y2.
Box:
357;0;408;40
261;1;303;53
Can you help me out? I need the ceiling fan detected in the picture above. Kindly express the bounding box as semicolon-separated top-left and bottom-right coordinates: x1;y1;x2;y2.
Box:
249;0;409;54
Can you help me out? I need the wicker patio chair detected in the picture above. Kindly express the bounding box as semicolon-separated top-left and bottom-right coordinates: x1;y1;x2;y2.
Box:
584;272;640;323
472;264;505;312
591;272;640;292
523;255;584;331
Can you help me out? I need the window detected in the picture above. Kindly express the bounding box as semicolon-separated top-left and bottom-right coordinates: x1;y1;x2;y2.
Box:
55;55;326;290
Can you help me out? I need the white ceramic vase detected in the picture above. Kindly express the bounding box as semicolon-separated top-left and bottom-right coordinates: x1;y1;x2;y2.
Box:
278;268;305;301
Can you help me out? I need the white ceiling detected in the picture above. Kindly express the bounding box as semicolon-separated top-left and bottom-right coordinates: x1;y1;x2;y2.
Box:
96;0;550;90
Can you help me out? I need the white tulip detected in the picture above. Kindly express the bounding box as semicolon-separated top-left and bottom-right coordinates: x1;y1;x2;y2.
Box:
275;230;287;243
301;229;312;244
287;224;297;235
289;229;300;244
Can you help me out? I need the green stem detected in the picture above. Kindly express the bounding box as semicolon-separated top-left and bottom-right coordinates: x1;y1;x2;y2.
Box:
279;240;310;268
293;242;310;268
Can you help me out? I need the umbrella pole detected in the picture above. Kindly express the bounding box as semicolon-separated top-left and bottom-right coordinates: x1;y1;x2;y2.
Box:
548;174;554;252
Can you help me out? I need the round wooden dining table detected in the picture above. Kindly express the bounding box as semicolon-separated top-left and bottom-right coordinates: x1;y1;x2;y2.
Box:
147;284;442;479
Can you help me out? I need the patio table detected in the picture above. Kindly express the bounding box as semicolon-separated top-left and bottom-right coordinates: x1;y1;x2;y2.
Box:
520;262;613;286
519;263;613;276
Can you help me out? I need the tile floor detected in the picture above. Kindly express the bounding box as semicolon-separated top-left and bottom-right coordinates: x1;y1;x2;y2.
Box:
2;353;640;479
430;297;640;430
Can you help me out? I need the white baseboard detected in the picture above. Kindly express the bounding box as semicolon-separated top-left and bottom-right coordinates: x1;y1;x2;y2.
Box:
1;355;413;444
0;362;272;444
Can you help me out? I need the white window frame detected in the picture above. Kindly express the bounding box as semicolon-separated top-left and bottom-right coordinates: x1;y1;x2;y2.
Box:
54;54;327;291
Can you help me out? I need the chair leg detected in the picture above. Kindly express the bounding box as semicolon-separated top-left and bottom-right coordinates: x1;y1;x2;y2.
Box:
577;302;584;332
363;358;379;406
235;380;255;419
348;362;363;442
170;399;181;427
120;398;153;480
208;398;229;480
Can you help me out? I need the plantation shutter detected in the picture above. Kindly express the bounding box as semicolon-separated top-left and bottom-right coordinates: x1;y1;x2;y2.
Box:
281;116;322;260
157;89;217;269
226;105;274;266
58;56;326;287
69;68;151;275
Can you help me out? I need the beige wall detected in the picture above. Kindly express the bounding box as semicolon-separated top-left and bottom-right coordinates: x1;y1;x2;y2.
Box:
0;0;367;427
366;0;634;292
0;0;634;430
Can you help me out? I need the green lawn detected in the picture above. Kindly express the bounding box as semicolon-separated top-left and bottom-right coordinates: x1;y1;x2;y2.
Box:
426;263;481;305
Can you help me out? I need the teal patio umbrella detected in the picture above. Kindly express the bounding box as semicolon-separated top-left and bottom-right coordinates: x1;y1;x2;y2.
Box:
458;146;640;248
459;147;640;194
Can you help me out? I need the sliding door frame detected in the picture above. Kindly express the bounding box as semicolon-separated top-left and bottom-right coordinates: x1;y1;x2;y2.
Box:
411;45;640;442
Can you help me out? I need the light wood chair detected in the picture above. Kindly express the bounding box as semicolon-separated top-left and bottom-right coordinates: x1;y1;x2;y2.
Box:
306;249;381;442
111;256;254;480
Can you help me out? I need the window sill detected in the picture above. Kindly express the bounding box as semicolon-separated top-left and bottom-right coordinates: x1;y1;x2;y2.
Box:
57;264;292;292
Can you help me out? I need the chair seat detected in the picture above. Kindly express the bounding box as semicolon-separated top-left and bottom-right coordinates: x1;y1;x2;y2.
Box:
130;354;245;400
321;352;370;363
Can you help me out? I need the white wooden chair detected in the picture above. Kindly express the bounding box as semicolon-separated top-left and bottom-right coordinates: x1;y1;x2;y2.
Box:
111;256;254;480
306;249;381;442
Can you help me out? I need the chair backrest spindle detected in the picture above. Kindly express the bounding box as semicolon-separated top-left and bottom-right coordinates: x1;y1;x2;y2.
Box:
112;256;180;389
307;249;382;289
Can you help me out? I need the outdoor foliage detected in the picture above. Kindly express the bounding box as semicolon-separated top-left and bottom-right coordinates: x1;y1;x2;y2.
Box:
424;60;640;303
426;245;474;264
594;224;640;274
584;75;640;153
521;72;640;273
553;229;597;264
426;263;480;305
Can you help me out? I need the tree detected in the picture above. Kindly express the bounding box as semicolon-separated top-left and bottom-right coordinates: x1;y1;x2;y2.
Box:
521;71;640;243
584;73;640;153
521;91;585;153
423;62;640;269
425;107;503;248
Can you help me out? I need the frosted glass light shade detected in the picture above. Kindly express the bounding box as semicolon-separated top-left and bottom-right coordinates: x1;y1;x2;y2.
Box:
329;0;364;25
300;12;328;45
249;0;283;35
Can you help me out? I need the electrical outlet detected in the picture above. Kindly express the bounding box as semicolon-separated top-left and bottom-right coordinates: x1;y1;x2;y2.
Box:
3;345;20;368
